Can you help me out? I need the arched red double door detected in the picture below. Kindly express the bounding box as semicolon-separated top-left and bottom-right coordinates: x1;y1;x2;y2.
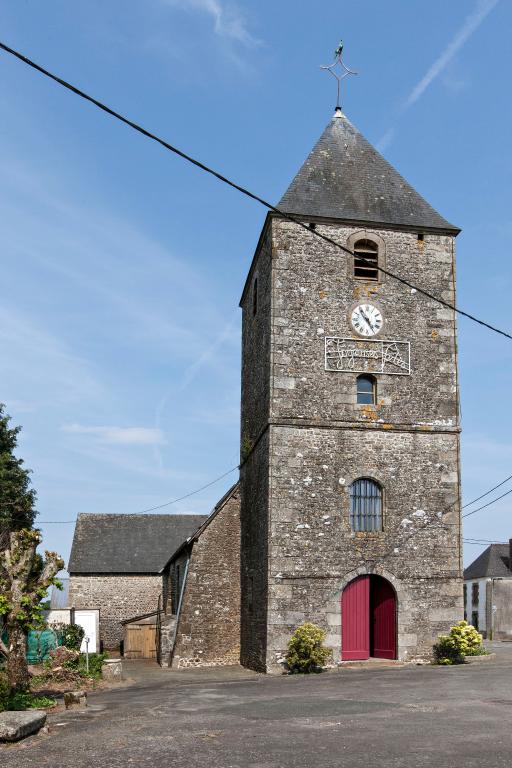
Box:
341;575;396;660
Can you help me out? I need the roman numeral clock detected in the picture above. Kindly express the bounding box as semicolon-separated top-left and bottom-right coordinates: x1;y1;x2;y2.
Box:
351;302;383;337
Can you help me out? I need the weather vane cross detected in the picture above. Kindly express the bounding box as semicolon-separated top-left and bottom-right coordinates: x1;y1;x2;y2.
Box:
320;41;358;111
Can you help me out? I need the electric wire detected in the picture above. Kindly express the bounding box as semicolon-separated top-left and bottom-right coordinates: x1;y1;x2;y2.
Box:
462;472;512;509
30;465;239;524
461;485;512;519
1;41;512;341
1;43;510;536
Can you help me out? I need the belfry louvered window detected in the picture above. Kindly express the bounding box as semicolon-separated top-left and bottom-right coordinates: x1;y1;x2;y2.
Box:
349;478;383;531
353;239;379;281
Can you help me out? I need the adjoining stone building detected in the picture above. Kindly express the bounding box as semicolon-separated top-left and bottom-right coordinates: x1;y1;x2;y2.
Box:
239;107;463;671
68;513;206;650
159;483;241;668
464;540;512;639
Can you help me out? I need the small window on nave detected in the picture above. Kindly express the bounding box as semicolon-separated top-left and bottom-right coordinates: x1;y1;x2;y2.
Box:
353;239;379;281
252;278;258;316
357;374;376;405
349;478;383;532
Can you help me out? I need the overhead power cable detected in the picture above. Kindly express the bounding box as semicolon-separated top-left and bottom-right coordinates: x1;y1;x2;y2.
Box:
32;465;512;527
34;465;239;524
1;41;512;341
462;486;512;519
462;472;512;509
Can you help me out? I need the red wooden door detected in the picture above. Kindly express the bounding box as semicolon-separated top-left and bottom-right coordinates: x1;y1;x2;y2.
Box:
372;577;396;659
341;575;370;660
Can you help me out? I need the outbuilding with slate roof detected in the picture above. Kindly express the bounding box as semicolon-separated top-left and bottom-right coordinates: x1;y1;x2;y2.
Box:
464;540;512;639
68;513;206;650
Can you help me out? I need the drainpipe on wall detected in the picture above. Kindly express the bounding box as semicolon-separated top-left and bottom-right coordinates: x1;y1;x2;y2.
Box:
489;578;494;641
167;553;190;667
176;555;190;620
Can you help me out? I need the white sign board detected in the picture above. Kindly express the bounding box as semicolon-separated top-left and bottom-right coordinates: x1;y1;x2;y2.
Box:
74;610;99;653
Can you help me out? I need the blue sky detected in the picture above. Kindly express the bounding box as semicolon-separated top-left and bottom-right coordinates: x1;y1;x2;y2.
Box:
0;0;511;567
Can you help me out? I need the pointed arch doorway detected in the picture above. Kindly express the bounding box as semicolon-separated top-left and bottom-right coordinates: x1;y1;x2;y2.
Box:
341;575;397;660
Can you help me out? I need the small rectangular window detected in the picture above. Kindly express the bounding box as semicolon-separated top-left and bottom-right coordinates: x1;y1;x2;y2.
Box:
472;583;479;606
357;375;376;405
252;278;258;316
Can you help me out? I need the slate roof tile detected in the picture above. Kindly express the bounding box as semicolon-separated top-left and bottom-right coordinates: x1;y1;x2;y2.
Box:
278;110;459;233
68;513;207;574
464;544;511;580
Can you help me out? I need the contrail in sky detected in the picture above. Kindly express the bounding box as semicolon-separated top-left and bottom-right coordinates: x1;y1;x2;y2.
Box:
377;0;500;151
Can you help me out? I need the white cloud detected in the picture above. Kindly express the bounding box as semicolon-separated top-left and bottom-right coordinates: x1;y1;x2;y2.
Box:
62;424;166;446
377;0;500;151
164;0;260;48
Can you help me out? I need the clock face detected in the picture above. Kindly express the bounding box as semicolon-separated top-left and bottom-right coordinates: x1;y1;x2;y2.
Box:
351;303;384;337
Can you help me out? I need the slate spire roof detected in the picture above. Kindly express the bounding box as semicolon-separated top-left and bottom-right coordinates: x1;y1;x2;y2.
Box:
277;108;459;233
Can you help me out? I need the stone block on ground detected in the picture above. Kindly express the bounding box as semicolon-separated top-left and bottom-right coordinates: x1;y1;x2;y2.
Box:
0;710;47;742
64;690;87;709
102;658;123;681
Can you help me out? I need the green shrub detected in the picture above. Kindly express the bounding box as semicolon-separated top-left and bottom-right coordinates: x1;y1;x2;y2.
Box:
286;623;331;674
433;620;486;665
5;692;55;711
77;652;107;679
49;622;85;651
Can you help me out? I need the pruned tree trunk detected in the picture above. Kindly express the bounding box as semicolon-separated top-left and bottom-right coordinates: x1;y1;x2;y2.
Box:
6;622;29;692
0;529;64;694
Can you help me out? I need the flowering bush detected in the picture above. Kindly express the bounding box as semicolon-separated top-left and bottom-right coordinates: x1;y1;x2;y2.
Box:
286;623;331;673
433;621;486;665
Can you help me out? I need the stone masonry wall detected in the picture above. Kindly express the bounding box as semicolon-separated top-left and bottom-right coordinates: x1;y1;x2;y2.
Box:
240;432;270;671
266;424;462;668
240;225;272;452
240;216;462;671
69;574;163;650
171;488;241;668
269;220;459;427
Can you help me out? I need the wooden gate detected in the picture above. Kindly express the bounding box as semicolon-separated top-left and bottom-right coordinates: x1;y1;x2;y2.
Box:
124;624;157;659
372;577;397;659
341;575;370;660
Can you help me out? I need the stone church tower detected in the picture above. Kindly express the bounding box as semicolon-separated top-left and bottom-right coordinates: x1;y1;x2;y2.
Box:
239;106;462;672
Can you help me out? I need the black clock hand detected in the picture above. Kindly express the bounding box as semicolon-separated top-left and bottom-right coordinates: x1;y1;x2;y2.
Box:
360;310;373;331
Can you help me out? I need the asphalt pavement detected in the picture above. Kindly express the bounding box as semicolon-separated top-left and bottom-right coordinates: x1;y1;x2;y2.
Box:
3;642;512;768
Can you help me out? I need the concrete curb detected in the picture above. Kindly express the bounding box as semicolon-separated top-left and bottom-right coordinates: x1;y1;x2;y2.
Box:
463;653;496;664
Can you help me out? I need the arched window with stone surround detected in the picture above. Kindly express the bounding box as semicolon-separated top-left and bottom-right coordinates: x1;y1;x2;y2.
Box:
353;238;379;281
349;478;383;531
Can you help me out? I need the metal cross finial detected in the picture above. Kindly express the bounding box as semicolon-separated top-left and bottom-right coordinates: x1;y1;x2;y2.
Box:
320;40;358;111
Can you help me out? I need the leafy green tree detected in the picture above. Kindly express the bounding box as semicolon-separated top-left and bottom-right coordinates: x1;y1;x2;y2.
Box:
0;404;37;548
